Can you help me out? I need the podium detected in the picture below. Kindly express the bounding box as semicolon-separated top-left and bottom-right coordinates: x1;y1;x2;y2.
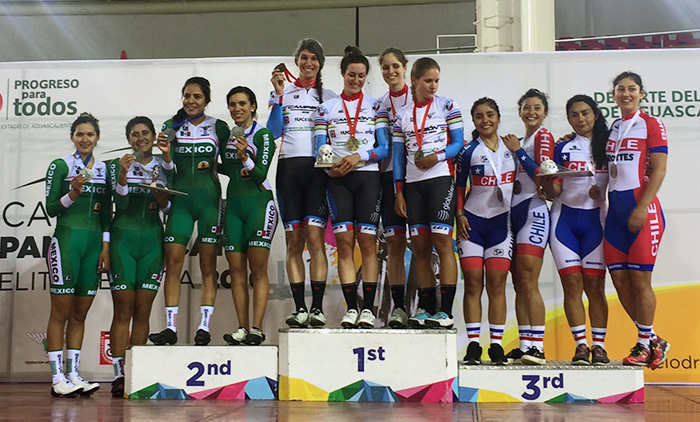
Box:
125;345;278;400
458;361;644;403
278;328;458;402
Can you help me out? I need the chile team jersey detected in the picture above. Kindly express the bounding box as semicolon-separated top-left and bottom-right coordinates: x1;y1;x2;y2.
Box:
554;134;608;210
376;85;412;173
512;126;554;206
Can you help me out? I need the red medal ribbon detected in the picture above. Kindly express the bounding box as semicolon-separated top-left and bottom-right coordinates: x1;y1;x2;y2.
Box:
412;99;433;151
341;91;364;140
389;84;409;117
284;68;316;88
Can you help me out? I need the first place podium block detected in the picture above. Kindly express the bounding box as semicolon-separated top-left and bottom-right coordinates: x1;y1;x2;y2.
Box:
125;345;278;400
279;328;458;402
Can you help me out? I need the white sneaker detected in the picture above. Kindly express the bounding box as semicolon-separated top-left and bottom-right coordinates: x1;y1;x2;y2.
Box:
285;308;309;328
341;309;359;328
408;308;431;328
69;375;100;395
51;379;83;397
357;309;376;328
388;307;408;328
223;327;248;345
308;308;327;328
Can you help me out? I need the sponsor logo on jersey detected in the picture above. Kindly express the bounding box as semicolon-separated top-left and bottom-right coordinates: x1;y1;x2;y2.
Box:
294;94;300;99
197;161;210;171
49;238;63;285
480;156;489;163
201;125;211;136
93;202;101;213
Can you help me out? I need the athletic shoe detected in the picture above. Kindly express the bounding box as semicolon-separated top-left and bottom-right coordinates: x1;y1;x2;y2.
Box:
388;308;408;329
407;308;431;328
285;308;309;328
111;377;125;398
70;375;100;396
341;309;359;328
623;343;652;367
148;328;177;345
505;347;525;364
649;337;670;370
223;327;248;345
357;309;376;328
572;344;591;365
463;341;483;365
194;329;211;346
591;345;610;365
521;347;547;365
308;308;327;328
246;328;266;346
488;344;507;366
51;379;83;397
425;311;454;329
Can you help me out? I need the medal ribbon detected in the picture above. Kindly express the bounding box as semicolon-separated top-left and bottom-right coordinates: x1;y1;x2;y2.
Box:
171;112;205;130
481;137;502;188
389;84;409;118
74;150;92;168
342;92;364;141
283;68;316;88
412;99;433;153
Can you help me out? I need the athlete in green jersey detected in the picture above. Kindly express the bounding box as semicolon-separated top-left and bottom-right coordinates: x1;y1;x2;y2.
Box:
45;113;109;397
149;77;230;347
221;87;278;346
108;116;171;397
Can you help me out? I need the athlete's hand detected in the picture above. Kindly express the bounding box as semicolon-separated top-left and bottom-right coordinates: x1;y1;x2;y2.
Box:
557;132;575;144
70;174;86;197
119;154;136;174
628;204;647;232
271;69;285;95
415;153;438;170
98;243;110;273
503;134;521;152
231;136;249;160
157;132;171;158
394;192;407;218
152;189;169;209
457;214;471;240
334;154;360;176
537;174;558;200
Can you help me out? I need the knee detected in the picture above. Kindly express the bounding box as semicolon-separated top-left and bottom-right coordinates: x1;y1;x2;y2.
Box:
286;236;305;256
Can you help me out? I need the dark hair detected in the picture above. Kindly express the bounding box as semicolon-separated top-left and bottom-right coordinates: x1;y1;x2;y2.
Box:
409;57;440;99
125;116;156;140
71;112;100;136
294;38;326;103
517;88;549;114
565;94;609;169
612;71;644;93
172;76;211;124
340;45;369;75
226;86;258;120
379;47;408;67
470;97;501;141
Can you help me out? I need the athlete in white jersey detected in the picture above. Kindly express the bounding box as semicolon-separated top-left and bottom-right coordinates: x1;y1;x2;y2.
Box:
457;98;515;366
393;58;464;330
541;95;611;366
267;39;337;329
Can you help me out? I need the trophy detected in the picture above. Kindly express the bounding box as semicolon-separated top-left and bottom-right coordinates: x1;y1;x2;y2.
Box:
139;162;188;196
315;144;338;168
536;159;592;179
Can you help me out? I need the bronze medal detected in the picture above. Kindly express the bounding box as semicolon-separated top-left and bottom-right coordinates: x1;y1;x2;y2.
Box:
513;180;522;195
496;186;504;202
610;163;617;178
346;137;360;152
589;184;601;200
415;150;424;160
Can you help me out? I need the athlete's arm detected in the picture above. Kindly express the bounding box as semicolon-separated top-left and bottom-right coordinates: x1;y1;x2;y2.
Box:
45;159;73;217
266;92;284;139
244;128;276;186
359;127;389;162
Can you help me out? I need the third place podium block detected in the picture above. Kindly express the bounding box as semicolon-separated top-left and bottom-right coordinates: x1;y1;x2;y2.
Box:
278;328;458;402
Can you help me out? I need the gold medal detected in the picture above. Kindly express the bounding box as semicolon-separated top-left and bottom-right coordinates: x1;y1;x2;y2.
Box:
496;186;504;202
513;180;522;195
415;150;424;160
610;163;617;178
346;137;360;152
589;184;601;200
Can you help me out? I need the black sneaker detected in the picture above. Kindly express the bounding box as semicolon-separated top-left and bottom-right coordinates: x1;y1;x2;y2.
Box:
463;341;483;365
505;347;525;364
591;345;610;365
488;344;507;366
246;327;266;345
148;328;177;345
572;343;591;365
521;347;546;365
111;377;125;398
194;329;211;346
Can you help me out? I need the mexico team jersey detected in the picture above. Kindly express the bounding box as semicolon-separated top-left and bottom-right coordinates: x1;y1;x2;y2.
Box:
376;86;412;173
270;83;337;159
553;134;608;210
45;154;110;233
393;95;463;183
220;121;275;195
456;137;517;218
109;156;168;230
512;126;554;206
163;115;229;190
314;92;384;172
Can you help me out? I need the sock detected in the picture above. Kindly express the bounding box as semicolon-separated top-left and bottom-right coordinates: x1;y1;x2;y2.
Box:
530;325;545;352
290;282;307;311
166;306;178;332
48;350;65;384
439;284;456;316
342;282;358;310
66;349;80;380
518;325;532;351
362;281;378;310
418;287;437;315
489;324;505;346
466;322;481;343
310;280;326;311
112;357;125;379
591;327;607;347
570;324;588;346
390;285;405;310
636;321;657;340
637;323;653;347
198;305;214;331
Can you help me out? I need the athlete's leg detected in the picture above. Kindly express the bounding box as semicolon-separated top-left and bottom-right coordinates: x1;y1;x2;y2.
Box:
411;234;437;289
583;274;608;329
199;243;218;306
485;269;508;325
511;258;530;326
284;230;306;284
561;272;586;328
335;231;356;286
248;248;271;329
65;296;96;350
109;290;135;361
433;232;457;286
611;269;636;321
47;295;74;351
630;270;655;326
131;290;158;345
163;244;187;307
357;232;379;284
514;254;545;326
463;267;484;323
306;225;329;282
226;251;249;329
